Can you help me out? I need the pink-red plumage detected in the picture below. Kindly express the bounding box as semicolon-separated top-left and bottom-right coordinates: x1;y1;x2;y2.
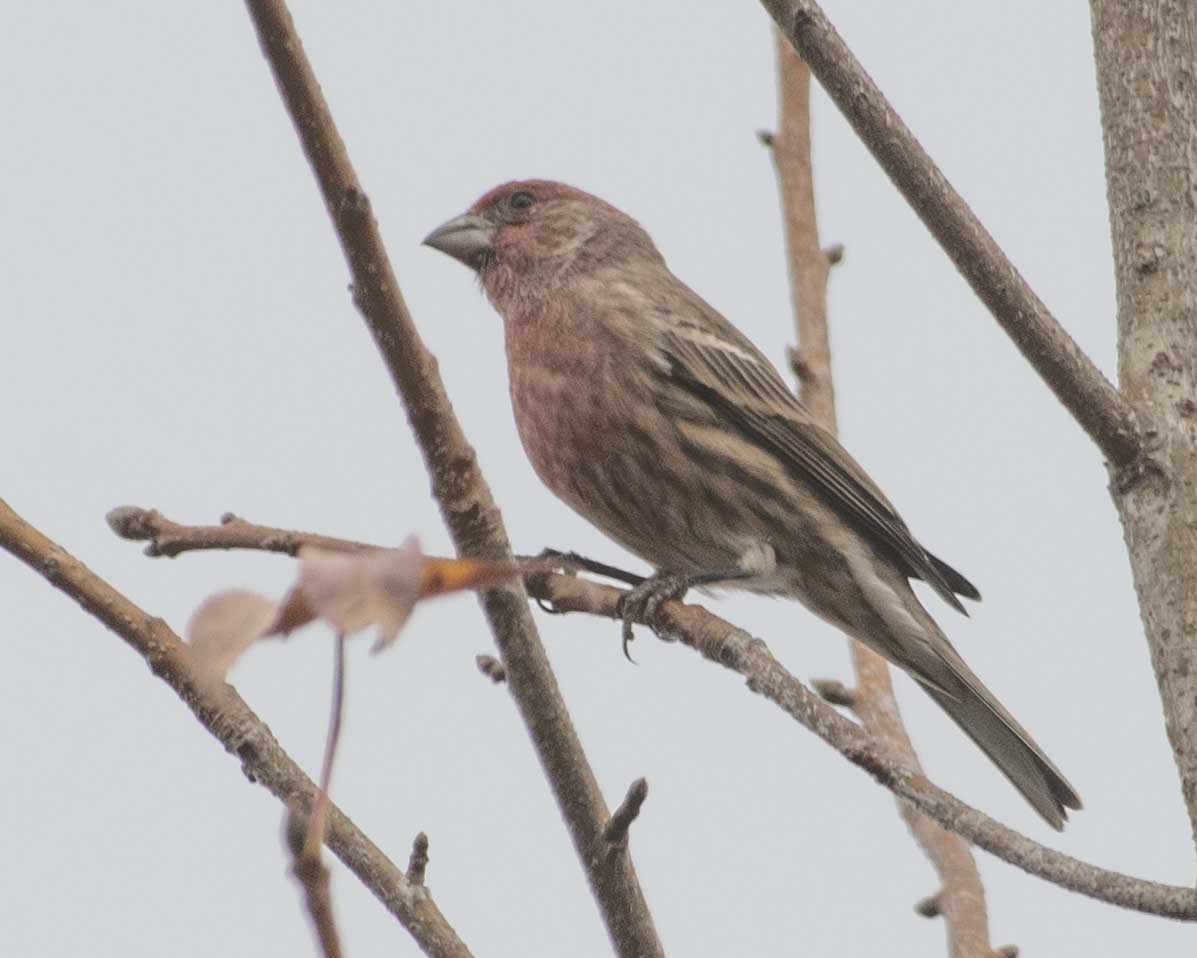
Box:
424;179;1080;828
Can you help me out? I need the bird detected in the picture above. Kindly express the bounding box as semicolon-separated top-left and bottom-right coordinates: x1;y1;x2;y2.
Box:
423;179;1081;828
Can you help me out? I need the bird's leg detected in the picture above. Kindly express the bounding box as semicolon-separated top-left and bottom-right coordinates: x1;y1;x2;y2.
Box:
531;549;647;614
617;568;752;660
536;548;647;586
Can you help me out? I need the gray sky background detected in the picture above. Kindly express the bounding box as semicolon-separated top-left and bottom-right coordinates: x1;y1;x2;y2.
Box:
3;2;1190;955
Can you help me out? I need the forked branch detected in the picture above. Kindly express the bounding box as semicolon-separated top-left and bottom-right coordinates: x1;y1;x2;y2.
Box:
758;0;1142;469
0;498;473;958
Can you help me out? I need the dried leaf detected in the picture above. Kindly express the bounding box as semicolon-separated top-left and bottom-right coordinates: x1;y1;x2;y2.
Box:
187;589;281;683
297;537;425;652
186;536;542;676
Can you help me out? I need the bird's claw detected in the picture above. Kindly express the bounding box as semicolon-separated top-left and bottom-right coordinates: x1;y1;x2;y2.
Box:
615;572;692;662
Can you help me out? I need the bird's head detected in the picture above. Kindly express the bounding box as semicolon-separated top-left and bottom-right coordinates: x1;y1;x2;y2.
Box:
423;180;660;308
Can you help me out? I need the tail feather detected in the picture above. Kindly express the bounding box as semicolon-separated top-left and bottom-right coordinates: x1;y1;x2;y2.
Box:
915;649;1081;830
924;550;981;603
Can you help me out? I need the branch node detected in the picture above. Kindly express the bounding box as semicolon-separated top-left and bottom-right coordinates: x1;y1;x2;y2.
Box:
603;777;649;846
812;678;857;708
914;891;943;918
823;242;845;266
785;345;807;381
756;129;775;148
475;653;507;684
1111;448;1167;495
995;946;1019;958
406;832;430;886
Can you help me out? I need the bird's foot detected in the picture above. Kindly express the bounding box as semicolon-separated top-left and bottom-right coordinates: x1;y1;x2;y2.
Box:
616;567;755;660
616;571;698;661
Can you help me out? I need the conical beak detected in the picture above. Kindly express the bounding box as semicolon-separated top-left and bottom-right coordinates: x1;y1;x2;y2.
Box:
422;213;495;269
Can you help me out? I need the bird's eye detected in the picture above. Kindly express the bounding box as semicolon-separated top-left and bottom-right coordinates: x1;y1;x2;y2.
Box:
509;191;535;211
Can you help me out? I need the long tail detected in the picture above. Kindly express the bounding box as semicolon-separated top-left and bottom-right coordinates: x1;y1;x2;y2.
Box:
913;643;1081;830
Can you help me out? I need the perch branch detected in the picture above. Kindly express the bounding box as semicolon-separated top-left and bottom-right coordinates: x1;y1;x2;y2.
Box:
106;506;1197;921
533;572;1197;922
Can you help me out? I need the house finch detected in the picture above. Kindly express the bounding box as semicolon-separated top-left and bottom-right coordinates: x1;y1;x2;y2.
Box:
424;180;1081;828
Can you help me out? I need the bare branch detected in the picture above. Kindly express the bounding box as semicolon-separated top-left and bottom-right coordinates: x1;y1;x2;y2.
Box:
604;779;649;847
850;646;1003;956
0;498;473;958
107;506;371;558
106;506;1197;921
757;0;1143;468
1090;0;1197;850
407;833;431;887
531;572;1197;922
765;35;836;427
240;3;663;953
765;35;1000;956
108;509;361;557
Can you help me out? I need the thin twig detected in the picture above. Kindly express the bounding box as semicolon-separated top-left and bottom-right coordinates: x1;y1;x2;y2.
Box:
603;779;649;847
757;0;1143;470
811;678;856;708
765;35;1002;956
0;498;473;958
241;3;663;954
764;36;837;428
306;633;348;858
107;506;372;558
105;507;1197;921
286;807;344;958
286;632;349;958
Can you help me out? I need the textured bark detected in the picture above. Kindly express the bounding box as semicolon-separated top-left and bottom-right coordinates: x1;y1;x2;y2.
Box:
1091;1;1197;849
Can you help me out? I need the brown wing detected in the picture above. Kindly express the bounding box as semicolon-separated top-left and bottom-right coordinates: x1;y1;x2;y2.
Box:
656;305;979;611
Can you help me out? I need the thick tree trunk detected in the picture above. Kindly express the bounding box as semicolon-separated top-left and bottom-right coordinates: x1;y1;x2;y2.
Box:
1091;0;1197;850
